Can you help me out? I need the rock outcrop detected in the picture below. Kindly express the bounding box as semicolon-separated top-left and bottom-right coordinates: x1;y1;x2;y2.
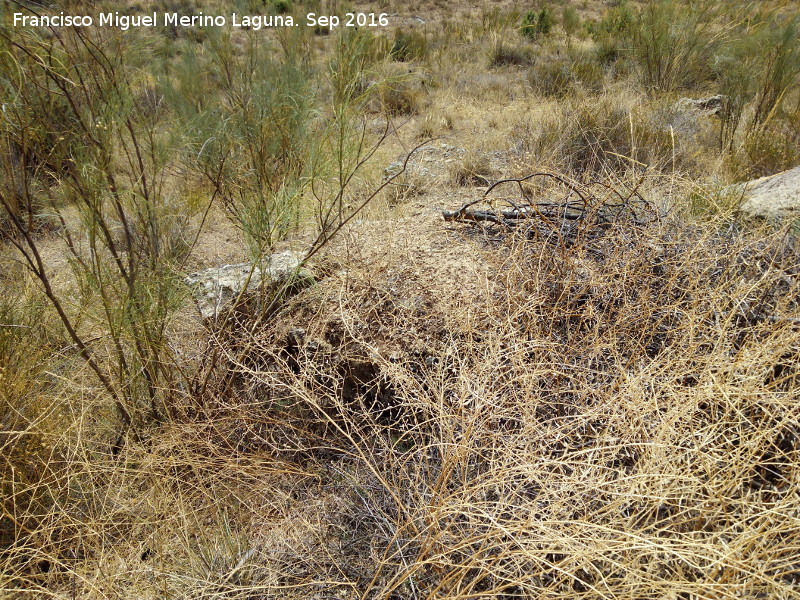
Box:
675;95;728;116
666;95;729;140
734;166;800;219
184;250;312;319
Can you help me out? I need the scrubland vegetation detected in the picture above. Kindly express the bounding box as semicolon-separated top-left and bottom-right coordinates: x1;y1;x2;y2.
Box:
2;1;800;598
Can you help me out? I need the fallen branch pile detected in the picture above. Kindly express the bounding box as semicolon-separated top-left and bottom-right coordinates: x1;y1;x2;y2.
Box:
442;172;657;246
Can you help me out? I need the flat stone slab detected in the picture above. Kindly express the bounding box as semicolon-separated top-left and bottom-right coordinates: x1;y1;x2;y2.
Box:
735;165;800;219
675;95;727;116
185;250;311;319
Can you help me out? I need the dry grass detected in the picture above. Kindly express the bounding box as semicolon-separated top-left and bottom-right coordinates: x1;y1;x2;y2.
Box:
210;197;800;599
3;1;800;598
450;150;496;186
7;182;795;598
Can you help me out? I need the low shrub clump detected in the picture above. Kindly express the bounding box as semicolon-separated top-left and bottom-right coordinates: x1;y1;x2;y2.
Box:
521;7;554;40
3;0;800;597
185;180;800;599
390;29;428;62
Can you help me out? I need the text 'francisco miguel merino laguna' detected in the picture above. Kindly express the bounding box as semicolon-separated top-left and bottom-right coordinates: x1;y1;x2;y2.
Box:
13;12;390;31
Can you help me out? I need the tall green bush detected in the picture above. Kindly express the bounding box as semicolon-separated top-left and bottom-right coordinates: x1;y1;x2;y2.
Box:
628;0;724;92
0;25;191;430
521;7;554;40
188;29;314;258
716;15;800;172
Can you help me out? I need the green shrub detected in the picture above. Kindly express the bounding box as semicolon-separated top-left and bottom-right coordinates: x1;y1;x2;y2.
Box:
586;1;728;92
521;7;554;40
330;29;385;105
521;11;538;39
206;35;314;255
629;0;723;92
0;25;196;429
537;7;554;35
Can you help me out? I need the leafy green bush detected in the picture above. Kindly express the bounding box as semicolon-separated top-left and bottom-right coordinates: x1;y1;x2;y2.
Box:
537;7;554;35
521;7;554;40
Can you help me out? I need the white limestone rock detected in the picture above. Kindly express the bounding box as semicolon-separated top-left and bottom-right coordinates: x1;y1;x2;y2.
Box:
185;250;312;319
734;166;800;219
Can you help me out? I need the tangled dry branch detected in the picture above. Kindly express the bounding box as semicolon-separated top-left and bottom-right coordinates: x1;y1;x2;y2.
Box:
442;171;659;248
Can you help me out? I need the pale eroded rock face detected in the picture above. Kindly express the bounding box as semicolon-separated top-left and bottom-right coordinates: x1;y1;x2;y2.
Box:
735;166;800;219
666;95;728;139
675;95;728;116
184;250;311;319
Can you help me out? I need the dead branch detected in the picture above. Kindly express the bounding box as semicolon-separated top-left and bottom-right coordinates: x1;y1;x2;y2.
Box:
442;171;654;246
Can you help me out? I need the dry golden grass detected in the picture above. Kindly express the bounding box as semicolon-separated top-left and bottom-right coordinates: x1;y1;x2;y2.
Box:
3;1;800;598
207;198;799;599
6;185;791;598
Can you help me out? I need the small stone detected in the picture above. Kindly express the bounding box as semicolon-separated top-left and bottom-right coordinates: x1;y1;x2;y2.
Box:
184;250;313;319
675;94;728;116
383;161;404;179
